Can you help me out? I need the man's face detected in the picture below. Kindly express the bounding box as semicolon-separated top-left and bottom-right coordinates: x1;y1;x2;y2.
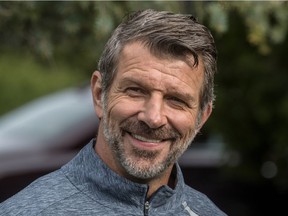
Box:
94;42;211;180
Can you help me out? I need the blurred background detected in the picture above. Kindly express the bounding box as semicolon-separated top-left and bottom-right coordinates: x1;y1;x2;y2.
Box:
0;1;287;215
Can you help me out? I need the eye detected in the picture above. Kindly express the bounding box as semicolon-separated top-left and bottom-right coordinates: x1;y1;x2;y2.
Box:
166;96;189;109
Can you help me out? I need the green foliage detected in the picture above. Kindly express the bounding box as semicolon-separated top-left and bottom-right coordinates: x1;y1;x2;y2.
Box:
205;1;288;54
0;1;180;74
0;52;86;115
208;10;288;188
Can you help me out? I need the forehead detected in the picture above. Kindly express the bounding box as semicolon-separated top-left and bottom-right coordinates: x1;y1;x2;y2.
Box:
114;42;204;95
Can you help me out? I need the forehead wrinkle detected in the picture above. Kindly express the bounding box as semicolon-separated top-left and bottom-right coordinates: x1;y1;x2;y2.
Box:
119;55;197;89
117;42;203;100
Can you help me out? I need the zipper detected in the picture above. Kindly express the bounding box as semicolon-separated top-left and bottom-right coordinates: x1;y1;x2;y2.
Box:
144;200;150;216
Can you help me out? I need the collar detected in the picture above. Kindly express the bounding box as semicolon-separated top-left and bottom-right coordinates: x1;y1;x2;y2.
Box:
62;139;186;211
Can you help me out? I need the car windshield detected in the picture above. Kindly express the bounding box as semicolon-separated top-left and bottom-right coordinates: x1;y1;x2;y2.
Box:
0;86;96;151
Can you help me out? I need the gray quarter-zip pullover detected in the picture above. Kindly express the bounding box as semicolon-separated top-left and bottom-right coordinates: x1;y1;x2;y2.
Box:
0;139;227;216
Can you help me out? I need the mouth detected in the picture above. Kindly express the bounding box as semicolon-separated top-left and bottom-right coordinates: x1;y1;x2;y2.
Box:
125;130;176;145
120;120;180;146
130;133;163;143
125;131;167;151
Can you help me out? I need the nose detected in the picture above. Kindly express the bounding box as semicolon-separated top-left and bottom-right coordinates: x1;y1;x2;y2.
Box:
137;94;167;129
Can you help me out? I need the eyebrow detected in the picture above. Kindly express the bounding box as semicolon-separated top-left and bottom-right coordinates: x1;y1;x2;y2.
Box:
119;77;145;89
169;91;196;103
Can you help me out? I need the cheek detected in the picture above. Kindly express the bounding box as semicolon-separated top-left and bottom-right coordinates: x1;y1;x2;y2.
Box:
169;111;199;137
108;98;142;122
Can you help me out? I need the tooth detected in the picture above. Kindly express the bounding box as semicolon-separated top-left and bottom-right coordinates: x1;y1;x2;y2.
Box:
132;134;161;143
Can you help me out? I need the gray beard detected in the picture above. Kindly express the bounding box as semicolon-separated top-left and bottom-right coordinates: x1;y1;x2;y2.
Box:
101;95;200;179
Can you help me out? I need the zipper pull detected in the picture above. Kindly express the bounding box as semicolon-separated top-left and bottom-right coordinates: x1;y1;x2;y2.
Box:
144;200;150;216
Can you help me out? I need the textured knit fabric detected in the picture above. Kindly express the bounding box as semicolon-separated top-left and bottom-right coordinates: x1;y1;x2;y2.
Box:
0;139;227;216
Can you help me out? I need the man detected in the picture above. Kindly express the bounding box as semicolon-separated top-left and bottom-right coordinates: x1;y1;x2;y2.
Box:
0;9;227;215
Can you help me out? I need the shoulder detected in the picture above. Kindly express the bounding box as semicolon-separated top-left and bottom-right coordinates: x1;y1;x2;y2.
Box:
181;184;227;216
0;169;81;216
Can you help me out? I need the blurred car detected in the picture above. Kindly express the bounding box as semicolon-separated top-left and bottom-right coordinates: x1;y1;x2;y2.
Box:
0;84;99;202
179;134;231;168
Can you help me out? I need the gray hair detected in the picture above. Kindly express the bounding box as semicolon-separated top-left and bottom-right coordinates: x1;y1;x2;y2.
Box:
98;9;217;111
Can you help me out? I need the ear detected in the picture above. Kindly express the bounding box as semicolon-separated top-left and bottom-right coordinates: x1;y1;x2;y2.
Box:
197;102;213;129
91;71;103;118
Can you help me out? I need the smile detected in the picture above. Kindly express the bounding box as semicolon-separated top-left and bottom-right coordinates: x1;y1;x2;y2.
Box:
130;133;162;143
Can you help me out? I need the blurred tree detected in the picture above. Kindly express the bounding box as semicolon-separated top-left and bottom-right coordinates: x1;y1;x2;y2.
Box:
0;1;180;73
199;1;288;191
0;1;98;72
198;1;288;54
